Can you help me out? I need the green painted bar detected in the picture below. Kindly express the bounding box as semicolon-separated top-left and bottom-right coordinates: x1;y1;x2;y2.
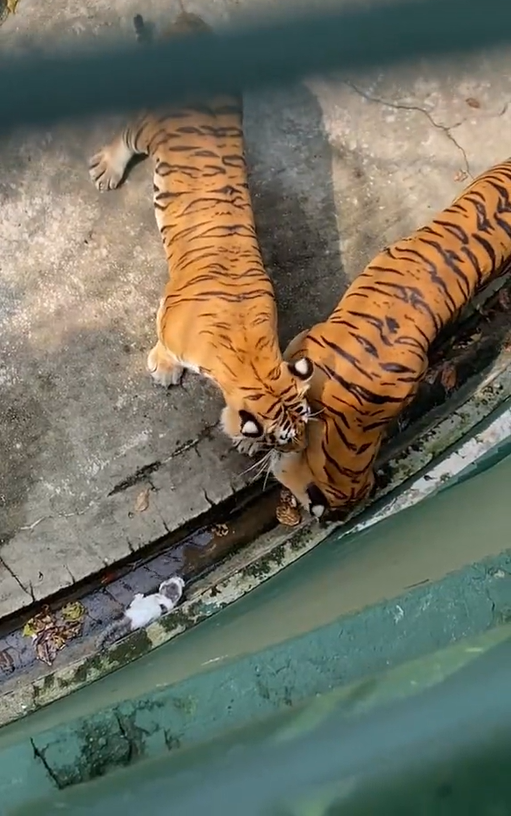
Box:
2;540;511;811
10;622;511;816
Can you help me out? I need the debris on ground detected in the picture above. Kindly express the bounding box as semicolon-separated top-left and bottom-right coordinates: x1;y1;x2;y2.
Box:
22;602;85;666
276;488;302;527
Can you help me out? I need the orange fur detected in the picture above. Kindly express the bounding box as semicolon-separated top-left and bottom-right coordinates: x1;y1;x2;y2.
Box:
271;160;511;519
89;12;313;453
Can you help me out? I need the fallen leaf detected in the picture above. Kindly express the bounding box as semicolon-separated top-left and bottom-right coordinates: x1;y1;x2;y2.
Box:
453;170;468;183
34;633;59;667
210;523;229;537
6;0;19;12
61;600;85;622
22;607;54;638
465;97;481;108
32;619;83;666
0;649;15;674
59;620;83;642
440;363;457;391
135;487;150;513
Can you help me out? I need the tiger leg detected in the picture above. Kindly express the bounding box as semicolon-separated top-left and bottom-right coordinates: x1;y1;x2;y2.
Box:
147;341;184;387
89;115;155;192
271;451;329;519
147;298;185;387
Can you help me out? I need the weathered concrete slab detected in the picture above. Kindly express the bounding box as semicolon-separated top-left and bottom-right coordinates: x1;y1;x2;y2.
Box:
1;0;511;617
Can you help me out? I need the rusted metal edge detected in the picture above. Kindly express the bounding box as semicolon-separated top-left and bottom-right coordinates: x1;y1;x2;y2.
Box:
0;348;509;730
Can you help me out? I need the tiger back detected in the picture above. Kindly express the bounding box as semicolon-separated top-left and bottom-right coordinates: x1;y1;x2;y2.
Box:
271;159;511;519
89;12;314;454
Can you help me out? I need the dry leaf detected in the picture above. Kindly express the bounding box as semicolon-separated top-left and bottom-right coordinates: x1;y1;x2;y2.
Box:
440;363;457;391
35;635;58;667
32;619;83;666
453;170;468;183
210;523;229;537
135;487;150;513
22;607;54;638
61;600;85;622
465;97;481;109
0;649;15;674
59;620;83;642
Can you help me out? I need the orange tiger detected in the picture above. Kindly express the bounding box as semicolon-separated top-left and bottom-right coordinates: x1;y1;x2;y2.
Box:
88;12;313;454
269;160;511;520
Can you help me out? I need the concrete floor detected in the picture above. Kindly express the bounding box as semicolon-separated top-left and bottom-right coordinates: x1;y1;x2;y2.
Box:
1;0;511;617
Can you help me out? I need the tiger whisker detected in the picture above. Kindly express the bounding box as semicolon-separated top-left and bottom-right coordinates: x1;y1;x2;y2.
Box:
250;461;272;483
249;450;277;485
241;451;272;477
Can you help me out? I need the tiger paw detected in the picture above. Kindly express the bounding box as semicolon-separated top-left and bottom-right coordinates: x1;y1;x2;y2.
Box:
147;344;184;388
89;147;126;191
233;438;265;457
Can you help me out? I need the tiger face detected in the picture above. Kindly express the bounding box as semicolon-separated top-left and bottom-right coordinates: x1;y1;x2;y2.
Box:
221;356;314;455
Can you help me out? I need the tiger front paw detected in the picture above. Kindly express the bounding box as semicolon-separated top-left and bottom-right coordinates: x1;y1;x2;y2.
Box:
147;343;184;388
89;146;126;191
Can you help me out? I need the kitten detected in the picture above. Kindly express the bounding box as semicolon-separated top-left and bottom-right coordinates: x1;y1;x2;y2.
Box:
96;576;185;648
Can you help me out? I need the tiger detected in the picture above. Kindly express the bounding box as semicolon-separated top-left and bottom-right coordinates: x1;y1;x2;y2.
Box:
268;159;511;521
88;11;314;455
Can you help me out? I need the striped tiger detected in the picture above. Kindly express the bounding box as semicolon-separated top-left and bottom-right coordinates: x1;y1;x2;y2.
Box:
269;159;511;520
88;12;313;455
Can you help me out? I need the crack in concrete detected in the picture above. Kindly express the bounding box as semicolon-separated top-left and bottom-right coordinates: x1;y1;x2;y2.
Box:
345;80;472;178
108;461;162;496
0;555;32;599
30;738;62;789
202;488;215;509
114;711;134;764
12;421;222;540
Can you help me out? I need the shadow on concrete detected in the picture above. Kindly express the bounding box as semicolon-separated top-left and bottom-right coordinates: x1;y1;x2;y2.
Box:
245;81;344;345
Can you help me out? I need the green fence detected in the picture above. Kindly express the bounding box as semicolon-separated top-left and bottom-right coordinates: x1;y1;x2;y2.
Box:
2;0;511;131
12;625;511;816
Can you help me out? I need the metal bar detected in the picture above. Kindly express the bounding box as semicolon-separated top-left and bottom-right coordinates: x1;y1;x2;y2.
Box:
1;0;511;131
13;629;511;815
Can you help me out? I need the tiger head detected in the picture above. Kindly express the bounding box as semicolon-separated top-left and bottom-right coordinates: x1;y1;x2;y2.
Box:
221;356;314;454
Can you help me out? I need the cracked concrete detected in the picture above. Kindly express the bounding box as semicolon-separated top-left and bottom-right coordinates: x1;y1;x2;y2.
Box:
1;0;511;618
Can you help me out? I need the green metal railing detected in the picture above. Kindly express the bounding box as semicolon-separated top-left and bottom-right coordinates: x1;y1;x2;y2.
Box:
13;626;511;816
1;0;511;131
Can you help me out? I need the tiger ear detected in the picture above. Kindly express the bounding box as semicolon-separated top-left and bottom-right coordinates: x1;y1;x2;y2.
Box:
288;356;314;382
239;409;263;438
